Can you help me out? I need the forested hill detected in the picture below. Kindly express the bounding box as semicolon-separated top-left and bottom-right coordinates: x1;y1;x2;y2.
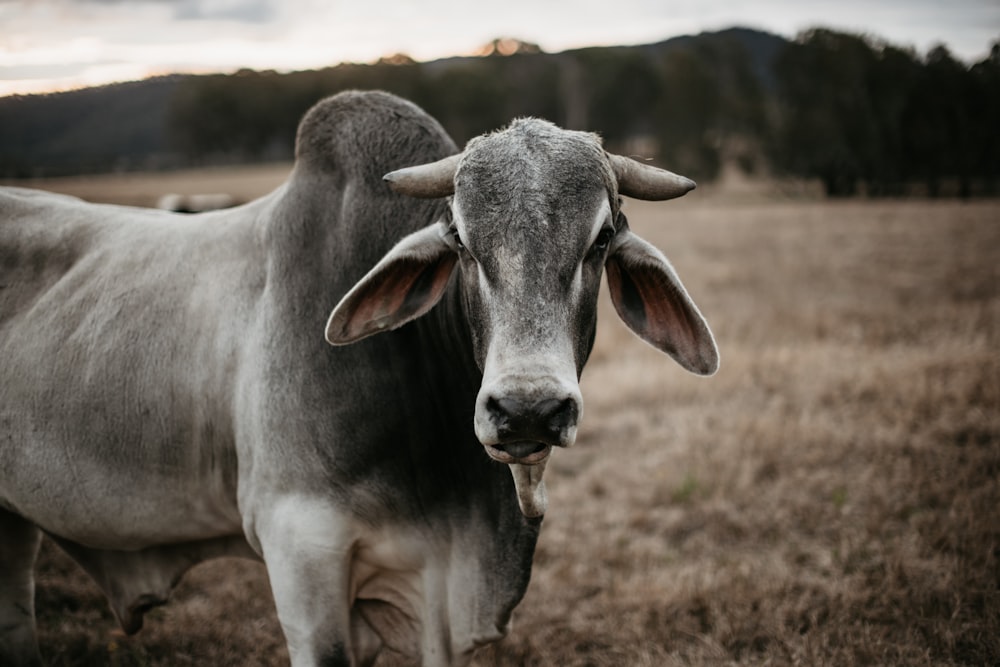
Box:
1;27;997;196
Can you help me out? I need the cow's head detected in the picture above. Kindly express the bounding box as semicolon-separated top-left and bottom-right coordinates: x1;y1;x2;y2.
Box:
325;119;718;517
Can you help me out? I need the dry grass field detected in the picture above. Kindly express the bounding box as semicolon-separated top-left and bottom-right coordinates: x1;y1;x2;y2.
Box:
6;168;998;666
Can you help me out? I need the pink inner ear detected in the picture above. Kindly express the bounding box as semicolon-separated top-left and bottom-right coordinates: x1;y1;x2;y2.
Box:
632;269;701;356
349;260;424;326
343;255;456;339
606;254;715;374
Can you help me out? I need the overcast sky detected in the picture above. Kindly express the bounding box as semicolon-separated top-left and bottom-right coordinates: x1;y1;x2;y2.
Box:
1;0;997;97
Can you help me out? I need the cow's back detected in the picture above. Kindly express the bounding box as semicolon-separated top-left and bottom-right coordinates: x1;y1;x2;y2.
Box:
0;187;270;546
1;188;107;323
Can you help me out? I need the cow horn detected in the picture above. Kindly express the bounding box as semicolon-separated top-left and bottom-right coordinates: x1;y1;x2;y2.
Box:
609;154;696;201
383;153;462;198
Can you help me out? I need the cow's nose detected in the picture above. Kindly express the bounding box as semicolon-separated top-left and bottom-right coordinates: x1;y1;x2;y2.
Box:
486;396;579;448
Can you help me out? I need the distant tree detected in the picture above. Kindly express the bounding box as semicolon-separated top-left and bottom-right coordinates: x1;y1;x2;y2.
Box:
572;48;662;148
656;34;770;180
168;72;287;162
902;45;976;196
420;62;511;144
657;49;722;181
865;45;921;195
0;77;180;177
773;29;885;195
168;62;430;163
967;42;1000;193
774;30;997;197
495;54;564;124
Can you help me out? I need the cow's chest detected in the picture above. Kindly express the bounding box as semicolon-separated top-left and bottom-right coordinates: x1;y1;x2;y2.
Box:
345;521;508;664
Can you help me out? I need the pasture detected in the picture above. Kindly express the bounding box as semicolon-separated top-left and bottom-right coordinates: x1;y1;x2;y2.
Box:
7;167;998;666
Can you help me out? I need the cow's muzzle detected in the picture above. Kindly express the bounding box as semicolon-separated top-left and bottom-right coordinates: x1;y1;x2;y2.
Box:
476;393;581;465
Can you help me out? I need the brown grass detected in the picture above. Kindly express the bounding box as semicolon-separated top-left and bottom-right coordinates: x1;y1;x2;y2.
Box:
11;170;999;666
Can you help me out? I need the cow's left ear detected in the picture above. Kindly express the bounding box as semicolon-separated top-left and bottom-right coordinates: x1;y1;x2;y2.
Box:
326;222;457;345
606;230;719;375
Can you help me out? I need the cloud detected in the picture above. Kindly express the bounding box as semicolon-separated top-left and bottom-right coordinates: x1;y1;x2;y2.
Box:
0;62;93;80
172;0;276;23
51;0;277;23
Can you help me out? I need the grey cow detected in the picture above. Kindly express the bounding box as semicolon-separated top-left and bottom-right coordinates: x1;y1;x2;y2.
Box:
0;91;718;666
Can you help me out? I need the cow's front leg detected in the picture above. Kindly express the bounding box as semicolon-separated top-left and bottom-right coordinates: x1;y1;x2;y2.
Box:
251;495;356;667
0;509;42;667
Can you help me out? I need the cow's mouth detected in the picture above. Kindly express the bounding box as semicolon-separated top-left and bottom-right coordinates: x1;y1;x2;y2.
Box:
484;441;551;465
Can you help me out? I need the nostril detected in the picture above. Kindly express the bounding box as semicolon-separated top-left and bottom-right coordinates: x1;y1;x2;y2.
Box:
486;397;513;428
534;398;578;432
484;395;579;446
486;396;522;439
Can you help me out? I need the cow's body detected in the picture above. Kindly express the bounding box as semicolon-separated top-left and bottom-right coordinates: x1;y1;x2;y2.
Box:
0;90;717;666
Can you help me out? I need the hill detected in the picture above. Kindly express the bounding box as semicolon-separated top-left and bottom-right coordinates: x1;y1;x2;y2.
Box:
0;76;184;177
0;29;787;179
1;27;996;196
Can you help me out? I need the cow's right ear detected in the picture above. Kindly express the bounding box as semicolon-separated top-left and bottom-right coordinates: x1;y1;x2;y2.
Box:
605;229;719;375
325;223;457;345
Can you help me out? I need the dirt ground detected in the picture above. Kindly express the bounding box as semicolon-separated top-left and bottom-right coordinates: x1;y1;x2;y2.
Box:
6;168;998;666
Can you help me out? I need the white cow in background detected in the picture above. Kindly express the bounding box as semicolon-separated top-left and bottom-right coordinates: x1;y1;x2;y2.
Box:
156;192;238;213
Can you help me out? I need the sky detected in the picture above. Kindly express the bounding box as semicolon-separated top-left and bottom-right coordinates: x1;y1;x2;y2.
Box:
1;0;998;97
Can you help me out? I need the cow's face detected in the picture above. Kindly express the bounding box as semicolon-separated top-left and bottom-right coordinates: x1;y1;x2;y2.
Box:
451;123;617;470
325;120;719;517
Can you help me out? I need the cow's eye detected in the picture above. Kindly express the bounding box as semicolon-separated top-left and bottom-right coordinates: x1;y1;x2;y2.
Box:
449;227;465;250
592;227;615;253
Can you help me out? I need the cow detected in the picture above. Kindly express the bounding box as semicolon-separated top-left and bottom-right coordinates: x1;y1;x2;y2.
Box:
0;90;718;666
156;192;239;213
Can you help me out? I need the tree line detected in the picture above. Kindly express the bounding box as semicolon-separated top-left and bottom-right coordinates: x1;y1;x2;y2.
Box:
2;27;997;196
771;30;999;196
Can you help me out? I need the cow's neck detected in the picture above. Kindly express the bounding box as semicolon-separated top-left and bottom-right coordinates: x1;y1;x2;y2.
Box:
420;270;482;394
260;173;495;510
255;164;541;651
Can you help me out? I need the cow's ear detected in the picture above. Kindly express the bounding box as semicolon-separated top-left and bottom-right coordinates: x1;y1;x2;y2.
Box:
326;223;457;345
606;230;719;375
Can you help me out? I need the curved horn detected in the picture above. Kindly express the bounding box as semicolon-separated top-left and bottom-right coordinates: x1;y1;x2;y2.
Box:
383;153;462;199
609;154;696;201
